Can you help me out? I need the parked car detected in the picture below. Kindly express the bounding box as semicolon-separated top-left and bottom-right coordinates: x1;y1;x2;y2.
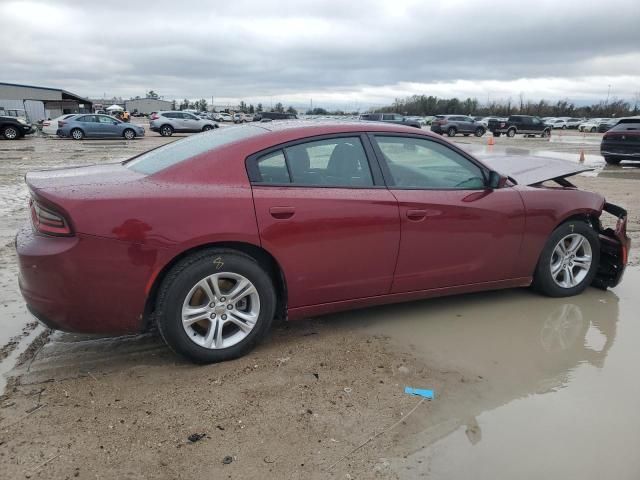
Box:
253;111;298;121
566;118;584;129
488;115;552;138
0;113;34;140
213;112;233;122
17;122;630;363
579;119;608;133
430;115;486;137
149;111;219;137
600;117;640;164
598;119;619;133
476;117;505;127
234;113;254;123
57;114;145;140
359;113;421;129
548;118;568;129
42;114;76;136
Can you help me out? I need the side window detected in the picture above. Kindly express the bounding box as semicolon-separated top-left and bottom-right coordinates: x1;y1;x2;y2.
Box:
284;137;373;186
257;151;290;184
185;113;199;120
77;115;95;123
98;116;114;124
382;114;394;120
375;136;485;189
532;118;541;125
163;112;176;119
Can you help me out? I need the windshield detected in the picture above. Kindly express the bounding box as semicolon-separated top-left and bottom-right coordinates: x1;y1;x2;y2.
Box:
125;126;266;174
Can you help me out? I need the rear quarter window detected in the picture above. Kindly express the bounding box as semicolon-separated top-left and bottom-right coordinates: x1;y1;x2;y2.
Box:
125;126;266;174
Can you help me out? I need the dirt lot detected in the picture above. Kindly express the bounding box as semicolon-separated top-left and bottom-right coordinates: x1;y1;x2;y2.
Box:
1;126;639;479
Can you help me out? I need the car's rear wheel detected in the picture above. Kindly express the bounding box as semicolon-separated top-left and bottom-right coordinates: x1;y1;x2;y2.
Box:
2;126;19;140
590;127;596;133
474;127;485;137
202;125;213;132
71;128;84;140
160;125;173;137
447;127;457;137
123;128;136;140
507;128;516;137
562;125;567;130
155;249;277;363
604;156;622;165
533;221;599;297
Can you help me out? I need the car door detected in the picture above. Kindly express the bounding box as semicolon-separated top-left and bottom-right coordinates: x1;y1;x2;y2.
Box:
531;117;545;133
96;115;118;137
76;115;99;136
370;133;526;293
182;113;202;131
248;134;401;308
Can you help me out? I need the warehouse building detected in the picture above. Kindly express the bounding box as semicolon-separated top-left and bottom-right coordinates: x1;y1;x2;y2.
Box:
0;82;92;122
124;97;173;115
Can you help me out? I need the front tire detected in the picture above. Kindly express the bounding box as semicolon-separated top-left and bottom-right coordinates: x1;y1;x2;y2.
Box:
507;128;516;138
123;128;136;140
604;156;621;165
541;129;551;138
533;221;600;297
2;126;19;140
155;249;277;364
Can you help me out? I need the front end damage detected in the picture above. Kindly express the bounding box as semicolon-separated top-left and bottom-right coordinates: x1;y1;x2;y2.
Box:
593;202;630;289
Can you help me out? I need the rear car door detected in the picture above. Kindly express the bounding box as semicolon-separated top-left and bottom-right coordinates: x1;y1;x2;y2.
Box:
76;115;99;136
248;134;400;308
370;133;525;292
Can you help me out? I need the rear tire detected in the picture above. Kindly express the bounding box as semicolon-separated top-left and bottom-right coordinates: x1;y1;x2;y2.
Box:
447;127;457;137
71;128;84;140
532;220;600;297
590;127;596;133
155;249;277;364
507;128;516;138
604;156;621;165
160;125;173;137
2;126;19;140
123;128;136;140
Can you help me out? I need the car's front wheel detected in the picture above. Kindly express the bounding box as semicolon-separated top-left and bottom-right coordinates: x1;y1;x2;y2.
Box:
604;156;622;165
155;249;277;363
160;125;173;137
123;128;136;140
507;128;516;137
2;126;19;140
533;220;599;297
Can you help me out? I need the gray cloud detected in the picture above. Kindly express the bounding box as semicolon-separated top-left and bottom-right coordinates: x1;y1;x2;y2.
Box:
1;0;639;108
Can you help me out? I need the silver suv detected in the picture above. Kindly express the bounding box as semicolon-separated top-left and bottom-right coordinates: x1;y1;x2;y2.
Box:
149;111;219;137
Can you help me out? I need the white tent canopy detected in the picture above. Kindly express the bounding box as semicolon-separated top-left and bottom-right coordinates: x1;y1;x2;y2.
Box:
106;104;124;111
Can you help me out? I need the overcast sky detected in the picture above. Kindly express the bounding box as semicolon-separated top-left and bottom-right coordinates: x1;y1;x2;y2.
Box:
1;0;639;110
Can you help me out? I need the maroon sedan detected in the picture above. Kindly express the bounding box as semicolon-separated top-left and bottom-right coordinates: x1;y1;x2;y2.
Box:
17;122;630;363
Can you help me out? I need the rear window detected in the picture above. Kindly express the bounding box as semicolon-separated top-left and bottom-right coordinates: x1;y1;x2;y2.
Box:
125;126;266;174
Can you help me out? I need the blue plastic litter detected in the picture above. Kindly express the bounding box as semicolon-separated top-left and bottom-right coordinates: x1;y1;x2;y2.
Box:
404;387;434;399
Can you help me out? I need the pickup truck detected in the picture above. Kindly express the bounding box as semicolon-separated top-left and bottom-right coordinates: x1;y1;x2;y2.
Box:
487;115;552;138
0;114;34;140
359;113;422;129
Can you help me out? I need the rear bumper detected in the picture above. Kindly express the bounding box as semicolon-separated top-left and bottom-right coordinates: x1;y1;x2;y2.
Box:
601;148;640;159
16;224;150;334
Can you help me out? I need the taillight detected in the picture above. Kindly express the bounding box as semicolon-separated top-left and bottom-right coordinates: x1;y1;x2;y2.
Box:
58;121;66;127
30;199;73;236
150;113;159;120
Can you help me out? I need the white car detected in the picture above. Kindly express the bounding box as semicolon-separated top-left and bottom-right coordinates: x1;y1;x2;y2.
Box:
214;112;233;122
548;118;568;129
579;118;607;133
565;118;584;129
42;114;77;136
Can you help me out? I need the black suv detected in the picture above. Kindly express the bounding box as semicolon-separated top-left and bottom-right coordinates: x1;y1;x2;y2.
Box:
0;113;34;140
600;117;640;164
359;113;421;129
488;115;552;138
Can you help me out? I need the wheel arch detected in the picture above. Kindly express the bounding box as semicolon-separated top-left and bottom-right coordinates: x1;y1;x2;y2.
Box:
142;241;288;330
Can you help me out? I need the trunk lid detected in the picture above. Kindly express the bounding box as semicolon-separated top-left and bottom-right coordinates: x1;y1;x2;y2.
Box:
478;155;592;186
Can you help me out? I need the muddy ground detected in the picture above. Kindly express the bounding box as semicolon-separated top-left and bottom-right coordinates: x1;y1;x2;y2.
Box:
1;126;639;479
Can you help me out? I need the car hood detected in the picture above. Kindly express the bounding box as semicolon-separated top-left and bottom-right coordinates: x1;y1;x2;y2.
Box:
478;155;592;185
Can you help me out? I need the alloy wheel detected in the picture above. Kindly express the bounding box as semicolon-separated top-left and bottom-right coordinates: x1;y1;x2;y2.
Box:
181;272;260;349
124;129;135;140
4;127;18;139
550;233;592;288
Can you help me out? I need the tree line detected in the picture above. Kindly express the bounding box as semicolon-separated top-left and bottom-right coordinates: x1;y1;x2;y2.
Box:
378;94;639;118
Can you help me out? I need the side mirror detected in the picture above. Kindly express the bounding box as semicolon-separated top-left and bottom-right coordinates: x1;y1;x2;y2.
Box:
487;170;508;189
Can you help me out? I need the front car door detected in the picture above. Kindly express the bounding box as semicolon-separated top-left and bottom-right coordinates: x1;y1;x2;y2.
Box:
96;115;119;137
183;113;202;131
369;133;526;293
248;134;400;309
76;115;99;136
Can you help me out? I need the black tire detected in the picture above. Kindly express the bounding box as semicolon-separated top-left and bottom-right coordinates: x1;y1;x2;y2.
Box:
604;156;621;165
202;125;213;132
590;127;596;133
532;220;600;297
494;132;501;137
2;126;20;140
70;128;84;140
155;249;277;363
463;133;470;136
541;129;551;138
123;128;136;140
506;128;516;138
447;127;457;137
474;127;485;137
160;124;173;137
562;125;567;130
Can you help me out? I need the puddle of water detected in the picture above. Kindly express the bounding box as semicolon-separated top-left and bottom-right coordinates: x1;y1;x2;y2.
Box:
349;268;640;479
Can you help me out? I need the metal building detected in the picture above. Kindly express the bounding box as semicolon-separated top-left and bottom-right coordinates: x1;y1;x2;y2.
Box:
124;98;173;115
0;82;93;122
